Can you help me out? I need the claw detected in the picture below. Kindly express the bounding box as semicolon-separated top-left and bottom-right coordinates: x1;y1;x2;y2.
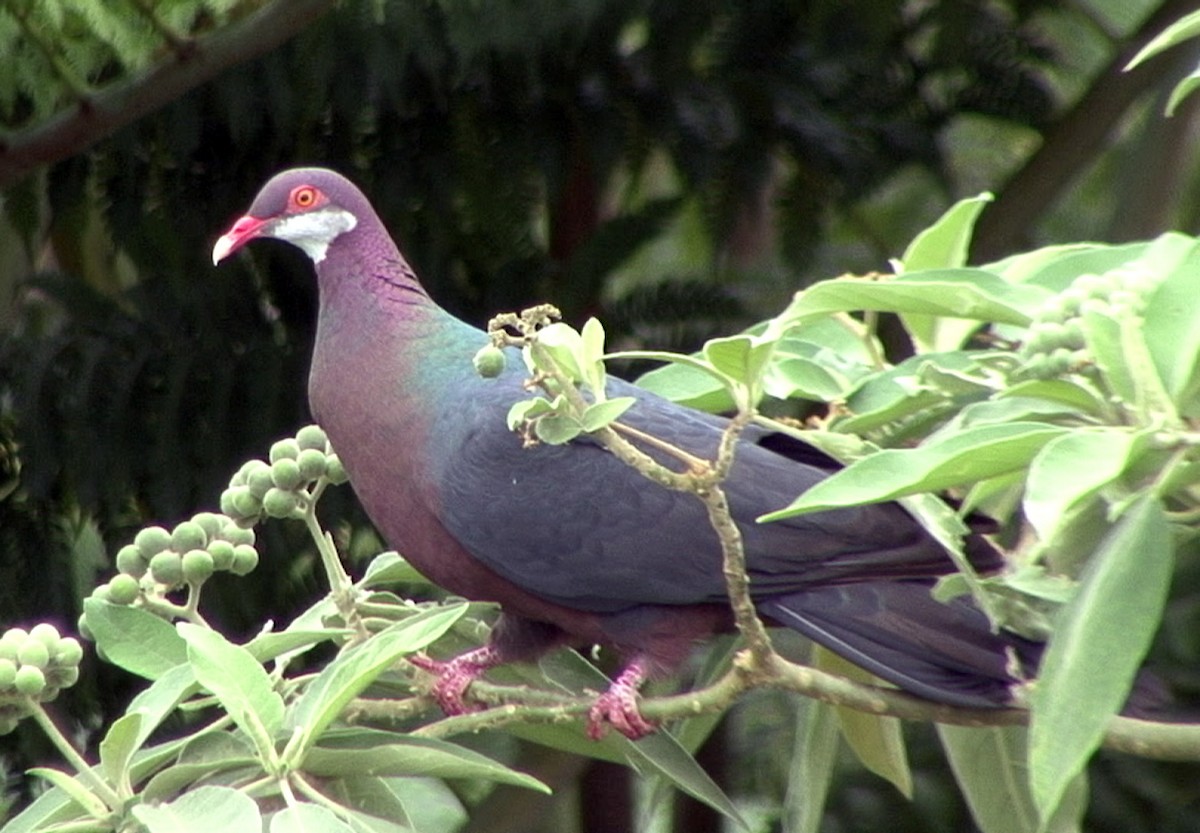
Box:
410;646;499;716
586;659;657;740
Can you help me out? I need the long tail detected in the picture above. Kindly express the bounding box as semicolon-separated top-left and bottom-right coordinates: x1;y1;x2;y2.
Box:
758;581;1037;708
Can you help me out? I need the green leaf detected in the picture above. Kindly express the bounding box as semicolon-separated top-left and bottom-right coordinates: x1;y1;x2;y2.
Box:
781;697;841;833
533;322;585;383
179;624;285;763
303;730;549;792
324;776;465;833
897;193;994;272
140;734;260;804
1126;9;1200;70
270;804;355;833
939;725;1088;833
815;648;911;797
287;603;467;761
99;712;143;787
1023;429;1146;546
579;317;608;394
702;334;775;388
534;412;583;444
25;768;110;819
634;358;735;411
782;269;1048;330
761;423;1067;520
1141;240;1200;413
357;551;430;589
1029;496;1173;823
133;785;261;833
0;783;83;833
581;397;635;432
83;598;187;679
123;664;199;753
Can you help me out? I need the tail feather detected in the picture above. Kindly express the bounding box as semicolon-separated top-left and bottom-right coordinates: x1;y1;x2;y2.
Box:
759;581;1038;709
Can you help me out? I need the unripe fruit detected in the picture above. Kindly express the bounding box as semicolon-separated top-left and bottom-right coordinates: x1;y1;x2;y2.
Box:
230;487;262;519
149;551;184;586
53;638;83;668
182;550;215;584
473;345;507;378
0;715;18;735
0;630;27;661
171;521;208;553
107;573;141;605
77;614;94;642
14;665;46;697
297;448;327;480
325;454;349;485
116;544;147;578
208;539;236;571
0;658;16;687
269;438;301;463
191;513;226;541
270;458;304;490
29;624;59;649
219;524;255;547
230;544;259;576
17;641;49;670
246;464;274;499
52;666;80;688
296;425;328;452
262;488;300;518
134;526;173;558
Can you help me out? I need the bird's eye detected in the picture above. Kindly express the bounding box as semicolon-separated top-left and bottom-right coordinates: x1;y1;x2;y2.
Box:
290;186;320;209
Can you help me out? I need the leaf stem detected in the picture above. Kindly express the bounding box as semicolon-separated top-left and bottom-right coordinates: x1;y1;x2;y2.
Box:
26;702;123;812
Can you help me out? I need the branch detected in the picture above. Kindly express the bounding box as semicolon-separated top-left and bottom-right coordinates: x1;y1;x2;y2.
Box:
360;649;1200;763
0;0;338;188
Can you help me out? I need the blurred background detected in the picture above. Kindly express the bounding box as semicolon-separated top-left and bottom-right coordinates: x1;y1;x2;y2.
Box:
2;0;1200;830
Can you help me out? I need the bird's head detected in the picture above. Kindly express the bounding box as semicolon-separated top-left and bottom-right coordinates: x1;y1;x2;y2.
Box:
212;168;367;266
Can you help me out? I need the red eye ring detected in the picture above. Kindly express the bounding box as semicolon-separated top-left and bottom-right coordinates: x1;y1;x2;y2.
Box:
290;185;321;210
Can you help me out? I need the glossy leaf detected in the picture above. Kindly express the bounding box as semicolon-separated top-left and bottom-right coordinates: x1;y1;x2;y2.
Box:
1029;496;1173;823
179;624;285;762
288;603;467;759
761;423;1067;520
133;785;261;833
82;598;187;680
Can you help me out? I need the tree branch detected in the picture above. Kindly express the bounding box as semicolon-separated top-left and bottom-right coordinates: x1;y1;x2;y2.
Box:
0;0;338;188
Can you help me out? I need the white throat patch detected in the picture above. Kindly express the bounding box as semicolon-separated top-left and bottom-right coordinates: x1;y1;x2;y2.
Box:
270;208;358;263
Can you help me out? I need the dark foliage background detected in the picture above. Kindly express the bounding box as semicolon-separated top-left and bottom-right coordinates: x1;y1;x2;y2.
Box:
2;0;1199;829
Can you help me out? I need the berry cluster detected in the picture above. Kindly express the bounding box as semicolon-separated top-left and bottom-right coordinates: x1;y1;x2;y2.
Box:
219;425;348;525
0;624;83;734
1018;267;1158;380
88;511;260;615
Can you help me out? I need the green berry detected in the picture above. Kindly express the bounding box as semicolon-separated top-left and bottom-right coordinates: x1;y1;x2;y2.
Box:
29;624;59;649
230;544;259;576
115;544;147;578
182;549;215;584
208;539;236;571
296;425;328;452
297;448;327;480
149;551;184;586
325;454;349;485
269;438;301;463
171;521;208;553
262;488;300;518
191;512;226;541
0;658;16;687
0;715;19;735
53;638;83;668
134;526;173;559
270;458;304;490
51;666;79;688
229;487;262;520
473;345;507;378
219;488;239;517
219;524;255;547
107;573;141;605
246;462;274;499
17;641;49;670
14;665;46;697
0;629;27;661
77;614;94;642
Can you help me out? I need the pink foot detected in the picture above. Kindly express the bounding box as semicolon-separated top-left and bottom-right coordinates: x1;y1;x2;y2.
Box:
586;660;657;740
410;646;499;716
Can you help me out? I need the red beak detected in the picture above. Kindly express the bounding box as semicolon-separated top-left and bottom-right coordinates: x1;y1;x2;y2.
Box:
212;215;270;265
